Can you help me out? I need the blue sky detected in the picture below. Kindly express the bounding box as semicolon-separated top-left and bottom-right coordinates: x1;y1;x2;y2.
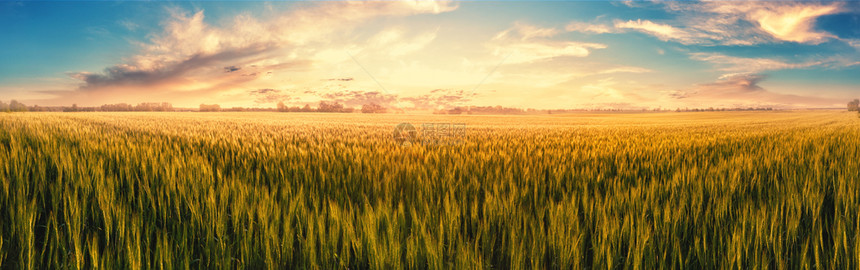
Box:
1;1;859;109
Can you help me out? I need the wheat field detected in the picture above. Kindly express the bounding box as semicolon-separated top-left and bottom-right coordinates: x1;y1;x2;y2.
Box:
0;111;858;269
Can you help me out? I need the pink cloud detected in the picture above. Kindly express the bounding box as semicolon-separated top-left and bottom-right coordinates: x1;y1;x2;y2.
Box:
672;73;841;108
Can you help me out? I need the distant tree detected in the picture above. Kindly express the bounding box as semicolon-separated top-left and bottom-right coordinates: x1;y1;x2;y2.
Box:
300;104;312;112
848;99;859;112
9;100;28;112
199;104;221;112
277;101;286;112
465;105;525;115
318;101;348;113
318;101;335;112
100;103;134;111
135;103;152;111
134;102;172;112
0;101;8;112
361;103;387;113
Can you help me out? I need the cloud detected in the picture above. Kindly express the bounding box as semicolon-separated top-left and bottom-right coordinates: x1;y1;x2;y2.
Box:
85;26;110;36
580;78;625;101
499;42;606;64
369;28;438;56
673;73;766;99
565;21;613;34
494;22;561;41
249;88;292;104
490;23;606;64
848;39;860;51
672;73;840;107
400;89;475;109
565;18;717;45
656;1;845;45
615;19;689;42
119;20;139;31
595;66;652;75
689;52;822;74
588;2;846;45
318;90;400;108
709;2;842;44
54;1;457;106
69;46;281;90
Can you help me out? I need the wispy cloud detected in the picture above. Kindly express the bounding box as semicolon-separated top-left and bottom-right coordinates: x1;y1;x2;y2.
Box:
368;28;438;57
578;1;847;46
580;78;625;101
496;22;561;41
565;21;613;34
665;1;844;45
249;88;292;104
689;52;822;74
614;19;692;43
490;23;606;64
707;2;842;44
85;26;110;36
118;20;139;32
672;73;841;108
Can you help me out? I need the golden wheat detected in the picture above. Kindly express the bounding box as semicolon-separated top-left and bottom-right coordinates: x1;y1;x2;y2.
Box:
0;111;858;269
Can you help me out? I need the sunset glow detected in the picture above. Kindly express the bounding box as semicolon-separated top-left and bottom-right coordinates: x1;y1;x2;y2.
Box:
2;1;859;109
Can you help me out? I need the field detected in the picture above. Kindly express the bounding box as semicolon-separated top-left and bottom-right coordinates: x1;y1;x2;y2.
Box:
1;111;859;269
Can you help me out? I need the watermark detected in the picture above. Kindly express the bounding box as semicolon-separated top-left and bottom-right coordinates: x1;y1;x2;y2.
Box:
393;122;418;146
393;122;466;146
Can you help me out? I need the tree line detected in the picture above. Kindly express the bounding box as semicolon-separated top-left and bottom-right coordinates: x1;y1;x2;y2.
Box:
5;99;859;114
274;101;387;113
849;99;859;117
0;100;29;112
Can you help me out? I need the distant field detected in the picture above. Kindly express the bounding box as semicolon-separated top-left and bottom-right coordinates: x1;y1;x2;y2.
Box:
1;111;859;269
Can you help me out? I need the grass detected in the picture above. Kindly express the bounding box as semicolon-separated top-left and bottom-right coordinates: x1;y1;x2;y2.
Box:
0;111;859;269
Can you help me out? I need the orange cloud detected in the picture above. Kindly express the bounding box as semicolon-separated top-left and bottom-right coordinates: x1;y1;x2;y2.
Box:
672;73;841;108
707;2;843;44
52;1;458;107
753;5;840;43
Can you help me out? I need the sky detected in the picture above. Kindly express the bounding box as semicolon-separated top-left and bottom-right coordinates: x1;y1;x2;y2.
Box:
1;0;859;110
